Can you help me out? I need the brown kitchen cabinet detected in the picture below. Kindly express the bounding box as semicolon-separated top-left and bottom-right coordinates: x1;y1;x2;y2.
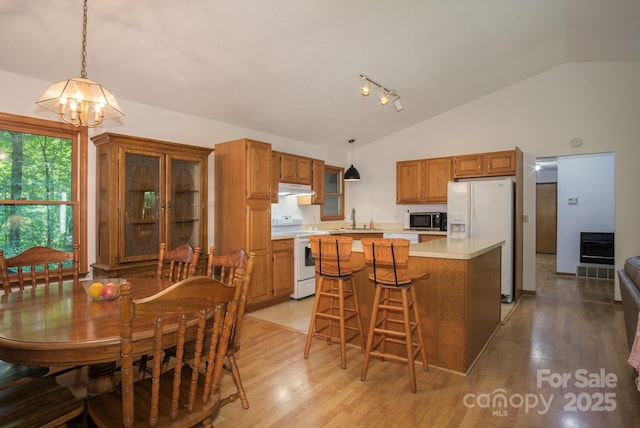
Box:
271;150;281;203
453;150;516;178
310;159;325;204
214;138;274;309
91;133;211;278
272;238;294;299
396;157;452;204
279;152;312;185
419;234;445;243
298;158;325;205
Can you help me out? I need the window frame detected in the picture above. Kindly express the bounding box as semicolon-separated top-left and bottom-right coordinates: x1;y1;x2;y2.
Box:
0;112;88;274
320;164;344;221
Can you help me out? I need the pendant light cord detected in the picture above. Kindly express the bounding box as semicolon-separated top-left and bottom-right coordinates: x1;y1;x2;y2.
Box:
80;0;88;78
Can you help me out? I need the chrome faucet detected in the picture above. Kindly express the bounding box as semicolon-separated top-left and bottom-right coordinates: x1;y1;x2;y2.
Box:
351;208;356;229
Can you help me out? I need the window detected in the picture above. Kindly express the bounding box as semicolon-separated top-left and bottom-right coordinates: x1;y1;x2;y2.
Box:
0;112;88;273
321;165;344;221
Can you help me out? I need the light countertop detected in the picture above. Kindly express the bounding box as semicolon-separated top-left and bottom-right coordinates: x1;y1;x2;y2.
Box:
271;227;447;240
351;238;504;260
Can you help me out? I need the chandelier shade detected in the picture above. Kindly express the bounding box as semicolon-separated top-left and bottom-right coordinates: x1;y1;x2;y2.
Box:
36;77;124;127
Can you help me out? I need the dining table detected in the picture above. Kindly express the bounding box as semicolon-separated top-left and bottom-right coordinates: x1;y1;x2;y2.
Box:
0;276;232;396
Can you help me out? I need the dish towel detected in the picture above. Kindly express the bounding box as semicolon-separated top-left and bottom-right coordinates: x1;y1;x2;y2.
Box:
628;312;640;391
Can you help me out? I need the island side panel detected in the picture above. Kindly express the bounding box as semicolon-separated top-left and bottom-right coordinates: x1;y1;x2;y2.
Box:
351;247;501;374
351;253;468;373
465;247;501;371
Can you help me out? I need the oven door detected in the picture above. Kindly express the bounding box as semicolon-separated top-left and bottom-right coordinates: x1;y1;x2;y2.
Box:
296;237;316;281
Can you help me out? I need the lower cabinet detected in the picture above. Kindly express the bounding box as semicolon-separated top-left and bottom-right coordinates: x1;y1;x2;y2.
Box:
419;234;446;243
272;239;294;300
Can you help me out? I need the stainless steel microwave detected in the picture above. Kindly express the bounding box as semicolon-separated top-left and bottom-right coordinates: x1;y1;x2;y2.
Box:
404;212;447;231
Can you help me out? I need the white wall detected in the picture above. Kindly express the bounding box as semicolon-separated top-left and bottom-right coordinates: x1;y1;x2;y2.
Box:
556;153;615;273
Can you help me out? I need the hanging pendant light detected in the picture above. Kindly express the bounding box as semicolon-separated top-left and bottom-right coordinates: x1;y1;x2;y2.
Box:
36;0;124;127
344;139;361;182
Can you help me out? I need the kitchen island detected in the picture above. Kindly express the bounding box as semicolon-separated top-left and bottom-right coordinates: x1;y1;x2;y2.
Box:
347;238;503;374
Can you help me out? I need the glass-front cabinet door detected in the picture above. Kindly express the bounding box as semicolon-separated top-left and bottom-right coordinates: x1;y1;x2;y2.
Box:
121;149;164;263
92;132;212;278
168;157;201;250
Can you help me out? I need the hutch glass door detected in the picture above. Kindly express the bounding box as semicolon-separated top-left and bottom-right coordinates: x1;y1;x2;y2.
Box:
122;151;163;262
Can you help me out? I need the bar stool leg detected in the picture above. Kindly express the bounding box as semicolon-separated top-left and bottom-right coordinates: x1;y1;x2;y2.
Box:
401;288;417;393
411;286;428;370
361;285;382;381
338;278;347;369
348;276;366;350
304;276;324;359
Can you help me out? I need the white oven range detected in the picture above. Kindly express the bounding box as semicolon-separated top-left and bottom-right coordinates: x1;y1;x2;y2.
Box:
271;215;329;299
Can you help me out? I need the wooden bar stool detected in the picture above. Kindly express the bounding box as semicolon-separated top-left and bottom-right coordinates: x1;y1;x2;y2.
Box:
360;238;429;393
304;235;365;369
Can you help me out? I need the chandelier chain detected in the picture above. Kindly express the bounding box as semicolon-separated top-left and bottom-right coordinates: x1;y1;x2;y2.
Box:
81;0;88;78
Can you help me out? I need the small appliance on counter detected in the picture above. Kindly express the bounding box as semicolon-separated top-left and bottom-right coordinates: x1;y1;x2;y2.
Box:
404;211;447;231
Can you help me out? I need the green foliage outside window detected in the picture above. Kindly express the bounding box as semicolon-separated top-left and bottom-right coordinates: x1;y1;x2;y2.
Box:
0;130;74;258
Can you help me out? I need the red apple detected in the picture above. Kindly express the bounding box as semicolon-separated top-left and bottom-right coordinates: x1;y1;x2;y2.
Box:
101;283;116;298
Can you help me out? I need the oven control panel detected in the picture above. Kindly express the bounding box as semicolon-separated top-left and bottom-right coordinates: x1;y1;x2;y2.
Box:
271;215;303;227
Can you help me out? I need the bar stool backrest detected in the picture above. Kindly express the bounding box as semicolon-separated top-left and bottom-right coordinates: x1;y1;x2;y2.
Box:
361;238;412;286
310;235;354;278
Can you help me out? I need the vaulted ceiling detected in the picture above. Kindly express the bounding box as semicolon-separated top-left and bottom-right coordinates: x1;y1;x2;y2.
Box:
1;1;639;148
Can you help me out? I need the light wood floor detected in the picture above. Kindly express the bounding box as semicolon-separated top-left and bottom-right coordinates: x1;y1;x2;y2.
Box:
213;254;640;427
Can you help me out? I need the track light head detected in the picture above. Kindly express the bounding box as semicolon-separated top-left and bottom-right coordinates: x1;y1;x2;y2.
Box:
378;88;390;105
360;76;370;96
393;96;403;112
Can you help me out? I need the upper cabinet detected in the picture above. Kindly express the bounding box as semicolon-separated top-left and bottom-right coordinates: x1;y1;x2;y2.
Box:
396;157;452;204
91;133;211;276
246;140;272;200
271;150;281;203
453;150;516;178
310;159;325;204
279;153;312;185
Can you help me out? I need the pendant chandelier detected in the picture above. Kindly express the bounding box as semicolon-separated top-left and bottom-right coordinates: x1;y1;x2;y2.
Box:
344;139;361;182
36;0;124;127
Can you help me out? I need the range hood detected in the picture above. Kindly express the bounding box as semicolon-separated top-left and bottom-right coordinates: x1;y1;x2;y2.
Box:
278;183;316;196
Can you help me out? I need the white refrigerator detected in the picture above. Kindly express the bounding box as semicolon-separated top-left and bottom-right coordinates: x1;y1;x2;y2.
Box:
447;179;514;302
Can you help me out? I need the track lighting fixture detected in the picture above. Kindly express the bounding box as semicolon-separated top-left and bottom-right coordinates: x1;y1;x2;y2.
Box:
359;74;402;111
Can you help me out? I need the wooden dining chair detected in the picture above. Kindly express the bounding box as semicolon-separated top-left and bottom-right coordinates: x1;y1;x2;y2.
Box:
0;373;85;427
162;246;255;408
140;243;202;378
206;247;256;410
156;243;202;282
0;244;79;390
87;273;244;428
0;244;80;294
